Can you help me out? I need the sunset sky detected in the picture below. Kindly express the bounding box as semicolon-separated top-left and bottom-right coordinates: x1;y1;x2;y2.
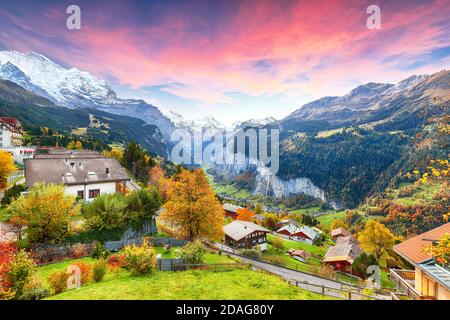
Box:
0;0;449;124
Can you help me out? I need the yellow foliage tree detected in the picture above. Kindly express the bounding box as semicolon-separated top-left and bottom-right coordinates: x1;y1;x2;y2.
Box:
7;183;80;243
67;141;83;150
424;233;450;265
330;219;348;232
358;220;396;260
0;151;17;188
102;148;123;162
161;169;224;241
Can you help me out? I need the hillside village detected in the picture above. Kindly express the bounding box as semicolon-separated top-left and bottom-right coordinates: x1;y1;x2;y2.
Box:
0;117;449;300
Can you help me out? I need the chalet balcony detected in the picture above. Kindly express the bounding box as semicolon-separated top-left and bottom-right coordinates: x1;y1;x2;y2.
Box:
389;269;436;300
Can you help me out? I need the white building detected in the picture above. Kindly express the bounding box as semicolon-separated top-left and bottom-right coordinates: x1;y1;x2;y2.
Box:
25;153;131;202
0;117;34;165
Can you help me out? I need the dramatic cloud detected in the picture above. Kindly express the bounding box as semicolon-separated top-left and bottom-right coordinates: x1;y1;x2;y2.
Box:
0;0;449;122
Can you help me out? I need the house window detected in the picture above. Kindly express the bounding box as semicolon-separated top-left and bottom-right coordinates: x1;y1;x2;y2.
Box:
77;190;84;199
89;189;100;199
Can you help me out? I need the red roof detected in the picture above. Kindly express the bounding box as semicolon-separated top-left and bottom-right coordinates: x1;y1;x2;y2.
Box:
393;223;450;265
0;117;21;128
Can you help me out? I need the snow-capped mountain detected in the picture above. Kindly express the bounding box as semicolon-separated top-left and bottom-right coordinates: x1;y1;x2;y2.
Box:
0;50;174;139
233;116;277;129
164;111;227;131
283;70;449;126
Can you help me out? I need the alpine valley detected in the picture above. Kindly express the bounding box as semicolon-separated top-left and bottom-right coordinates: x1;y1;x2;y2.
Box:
0;50;448;210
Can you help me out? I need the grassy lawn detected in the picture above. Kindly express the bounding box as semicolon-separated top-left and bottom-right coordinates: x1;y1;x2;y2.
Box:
267;234;326;256
393;182;442;206
155;246;235;264
262;235;326;273
317;211;346;229
38;259;330;300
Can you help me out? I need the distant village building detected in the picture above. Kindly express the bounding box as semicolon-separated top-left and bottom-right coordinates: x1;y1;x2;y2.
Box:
222;203;243;220
25;151;131;202
253;214;266;224
331;227;351;241
391;223;450;300
276;220;321;244
323;236;363;273
0;117;23;147
0;117;35;164
287;249;312;263
223;220;270;251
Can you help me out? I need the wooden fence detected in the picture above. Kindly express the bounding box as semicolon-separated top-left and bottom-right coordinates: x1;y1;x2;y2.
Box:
104;236;187;252
173;263;249;272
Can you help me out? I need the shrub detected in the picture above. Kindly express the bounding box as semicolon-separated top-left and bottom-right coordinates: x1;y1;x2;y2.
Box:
126;188;161;222
241;249;262;260
123;238;157;276
107;253;127;268
91;242;111;260
18;274;49;300
82;193;128;231
1;183;26;206
177;240;206;264
72;261;92;285
7;183;80;244
352;253;378;278
48;271;69;294
265;256;284;266
92;260;107;282
7;250;36;299
18;288;50;300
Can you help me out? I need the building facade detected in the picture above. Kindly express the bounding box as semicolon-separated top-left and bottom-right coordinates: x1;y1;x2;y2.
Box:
224;220;270;251
391;223;450;300
25;151;131;202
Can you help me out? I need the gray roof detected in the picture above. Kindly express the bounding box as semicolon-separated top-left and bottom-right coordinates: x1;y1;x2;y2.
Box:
418;260;450;290
224;220;270;241
222;203;243;213
25;157;130;187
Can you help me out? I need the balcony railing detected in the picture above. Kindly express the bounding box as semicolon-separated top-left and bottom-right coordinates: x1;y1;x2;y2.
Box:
389;269;421;300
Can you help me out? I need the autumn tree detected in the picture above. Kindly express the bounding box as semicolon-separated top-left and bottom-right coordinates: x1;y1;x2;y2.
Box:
424;233;450;265
236;207;255;222
148;165;172;202
358;220;396;261
67;140;83;150
102;148;123;162
262;213;280;230
330;219;348;232
254;203;264;215
0;151;17;188
272;237;283;253
161;169;224;241
7;184;80;244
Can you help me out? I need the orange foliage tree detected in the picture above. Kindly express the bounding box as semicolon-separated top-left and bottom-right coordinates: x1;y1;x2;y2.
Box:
236;207;254;222
148;165;172;202
161;169;224;241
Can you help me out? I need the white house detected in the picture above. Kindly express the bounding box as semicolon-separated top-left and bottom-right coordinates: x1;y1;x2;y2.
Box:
276;220;321;244
0;117;34;164
24;153;131;202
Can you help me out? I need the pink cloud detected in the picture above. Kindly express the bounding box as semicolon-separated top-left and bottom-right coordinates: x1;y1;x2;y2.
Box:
1;0;449;104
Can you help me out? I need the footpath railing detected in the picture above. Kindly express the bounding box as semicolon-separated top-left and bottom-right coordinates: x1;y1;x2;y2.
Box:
208;242;394;297
250;264;382;300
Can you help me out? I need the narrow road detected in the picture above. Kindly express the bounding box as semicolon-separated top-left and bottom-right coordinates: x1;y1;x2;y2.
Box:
212;243;391;300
